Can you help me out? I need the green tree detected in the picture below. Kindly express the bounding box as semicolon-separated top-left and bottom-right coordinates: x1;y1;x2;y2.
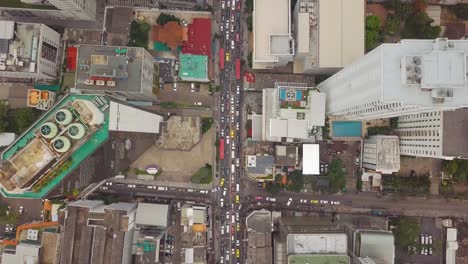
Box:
245;0;253;12
8;108;37;134
129;21;150;48
443;160;459;176
328;159;346;191
286;170;304;192
246;16;253;31
247;52;252;67
7;212;20;225
402;12;440;39
366;15;381;31
394;217;420;248
0;100;8;132
156;13;180;25
449;4;468;20
0;205;8;217
266;182;282;194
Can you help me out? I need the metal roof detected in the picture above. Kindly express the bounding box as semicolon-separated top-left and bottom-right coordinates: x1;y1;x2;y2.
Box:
108;101;163;134
302;144;319;175
136;203;168;227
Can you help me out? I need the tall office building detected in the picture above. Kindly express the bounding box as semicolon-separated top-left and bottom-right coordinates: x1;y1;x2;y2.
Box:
318;38;468;120
0;0;96;20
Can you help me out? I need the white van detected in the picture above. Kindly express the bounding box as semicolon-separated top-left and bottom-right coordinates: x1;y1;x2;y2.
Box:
236;183;239;192
232;151;235;159
232;215;235;224
231;164;235;173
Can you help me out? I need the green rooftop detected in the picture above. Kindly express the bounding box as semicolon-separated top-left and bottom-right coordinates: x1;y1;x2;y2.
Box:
0;94;109;198
178;54;209;82
288;255;350;264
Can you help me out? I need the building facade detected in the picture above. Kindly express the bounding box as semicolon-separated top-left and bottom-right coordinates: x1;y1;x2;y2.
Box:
362;135;400;174
47;0;96;20
318;38;468;120
396;108;468;160
0;0;96;20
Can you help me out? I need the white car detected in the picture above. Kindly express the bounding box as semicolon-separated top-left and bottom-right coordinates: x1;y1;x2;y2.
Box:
147;185;156;189
236;158;240;167
331;201;340;205
266;197;276;202
105;181;113;186
236;240;240;246
221;0;225;8
221;129;225;137
199;190;208;194
286;198;293;206
236;122;239;130
100;186;108;190
231;40;235;50
157;186;168;191
220;24;224;32
19;206;24;215
226;138;230;145
320;200;329;204
226;31;230;40
223;187;227;196
220;198;224;207
128;184;136;188
300;199;308;204
194;102;202;106
236;85;240;94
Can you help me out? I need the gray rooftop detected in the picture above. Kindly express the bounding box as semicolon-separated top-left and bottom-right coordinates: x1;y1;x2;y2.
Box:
246;155;275;175
443;108;468;158
275;145;298;167
363;135;400;174
356;230;395;264
135;203;168;228
246;210;273;264
75;45;148;93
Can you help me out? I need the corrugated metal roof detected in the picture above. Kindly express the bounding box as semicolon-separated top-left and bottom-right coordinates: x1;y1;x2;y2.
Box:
136;203;168;227
0;21;15;40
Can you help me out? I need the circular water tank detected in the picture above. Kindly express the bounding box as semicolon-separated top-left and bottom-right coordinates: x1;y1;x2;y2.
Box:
67;123;86;140
52;136;71;153
40;122;58;139
55;109;73;126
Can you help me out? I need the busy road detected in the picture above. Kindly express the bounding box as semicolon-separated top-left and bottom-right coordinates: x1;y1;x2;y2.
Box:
214;0;244;263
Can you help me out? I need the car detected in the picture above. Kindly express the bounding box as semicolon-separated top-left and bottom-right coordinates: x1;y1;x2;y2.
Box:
300;199;308;204
226;52;230;62
286;198;293;206
221;0;225;8
331;201;340;205
181;19;188;27
199;190;208;194
157;186;168;191
221;116;225;123
236;248;240;258
236;158;240;167
231;14;235;23
220;198;224;207
221;129;225;137
105;181;112;186
236;122;239;130
320;200;329;204
226;31;230;40
257;182;263;190
173;82;177;91
40;210;44;220
232;0;236;10
19;206;24;215
428;235;432;244
266;197;276;202
355;157;360;165
223;188;227;196
227;0;230;6
100;186;108;190
147;185;156;189
226;137;230;145
236;33;240;42
191;83;195;92
231;40;235;50
344;201;352;206
254;196;263;200
231;25;234;33
194;102;202;106
236;223;240;231
220;178;225;187
311;200;319;204
235;195;240;204
6;206;10;216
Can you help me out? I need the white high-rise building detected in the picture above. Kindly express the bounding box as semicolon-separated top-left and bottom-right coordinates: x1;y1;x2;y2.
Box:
318;38;468;120
396;108;468;160
39;0;96;20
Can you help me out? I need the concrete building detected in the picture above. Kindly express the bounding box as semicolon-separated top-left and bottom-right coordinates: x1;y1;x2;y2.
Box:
0;21;61;81
362;135;400;174
253;0;294;69
275;145;299;167
354;230;395;264
1;243;40;264
293;0;364;74
246;155;275;181
446;228;458;264
59;200;137;264
72;45;158;101
262;82;326;142
0;0;96;20
396;108;468;159
318;38;468;120
246;210;273;264
178;54;209;82
302;144;319;175
108;101;163;134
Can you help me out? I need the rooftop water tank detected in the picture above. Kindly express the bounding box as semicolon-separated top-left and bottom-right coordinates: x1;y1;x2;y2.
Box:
40;122;58;139
67;123;85;140
55;109;73;126
52;136;71;153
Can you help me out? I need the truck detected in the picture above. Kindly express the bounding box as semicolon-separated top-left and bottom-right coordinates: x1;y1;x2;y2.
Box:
219;48;225;70
235;59;241;80
219;137;225;160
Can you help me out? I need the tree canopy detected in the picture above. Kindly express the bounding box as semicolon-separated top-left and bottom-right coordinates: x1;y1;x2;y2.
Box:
365;15;381;51
156;13;180;25
449;4;468;20
286;170;304;192
128;21;150;48
327;159;346;191
402;12;441;39
443;159;468;182
394;217;420;248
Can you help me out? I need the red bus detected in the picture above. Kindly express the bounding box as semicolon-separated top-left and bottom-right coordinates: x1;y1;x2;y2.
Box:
235;59;241;80
219;48;225;70
219;137;225;160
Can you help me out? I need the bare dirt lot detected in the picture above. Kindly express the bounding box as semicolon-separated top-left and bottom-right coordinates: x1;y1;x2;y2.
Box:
157;116;201;151
159;82;214;107
130;127;214;183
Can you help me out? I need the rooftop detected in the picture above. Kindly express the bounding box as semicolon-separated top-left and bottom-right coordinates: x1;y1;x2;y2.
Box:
152;22;187;50
355;230;395;264
135;203;168;228
288;254;350;264
302;144;319;175
287;233;348;254
182;18;212;58
253;0;293;67
0;94;109;198
442;108;468;158
246;210;273;264
246;155;275;176
108;101;163;134
60;201;137;264
363;135;400;174
275;145;298;167
74;45;152;93
178;54;209;82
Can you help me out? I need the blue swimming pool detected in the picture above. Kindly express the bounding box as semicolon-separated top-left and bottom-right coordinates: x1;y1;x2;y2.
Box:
296;90;303;100
279;89;286;101
332;121;362;137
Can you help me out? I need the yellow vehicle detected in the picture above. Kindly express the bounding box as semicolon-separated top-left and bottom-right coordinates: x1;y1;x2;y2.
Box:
220;178;225;187
236;223;240;231
230;129;235;139
236;248;240;258
235;194;240;204
311;199;319;204
226;52;230;62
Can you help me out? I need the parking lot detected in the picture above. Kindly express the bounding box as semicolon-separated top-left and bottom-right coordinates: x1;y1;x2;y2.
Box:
159;82;214;108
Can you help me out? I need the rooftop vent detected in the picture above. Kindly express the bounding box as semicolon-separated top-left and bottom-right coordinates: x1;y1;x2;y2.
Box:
55;109;73;126
52;136;71;153
40;122;58;139
67;123;86;140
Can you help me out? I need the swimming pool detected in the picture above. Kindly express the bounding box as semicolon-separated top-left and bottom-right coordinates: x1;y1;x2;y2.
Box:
332;121;362;137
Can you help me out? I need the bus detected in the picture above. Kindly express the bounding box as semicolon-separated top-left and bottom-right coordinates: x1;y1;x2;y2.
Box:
219;48;225;70
220;137;225;160
235;59;241;80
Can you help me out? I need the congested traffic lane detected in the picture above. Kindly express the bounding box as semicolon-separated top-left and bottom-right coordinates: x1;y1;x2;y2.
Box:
217;0;244;263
